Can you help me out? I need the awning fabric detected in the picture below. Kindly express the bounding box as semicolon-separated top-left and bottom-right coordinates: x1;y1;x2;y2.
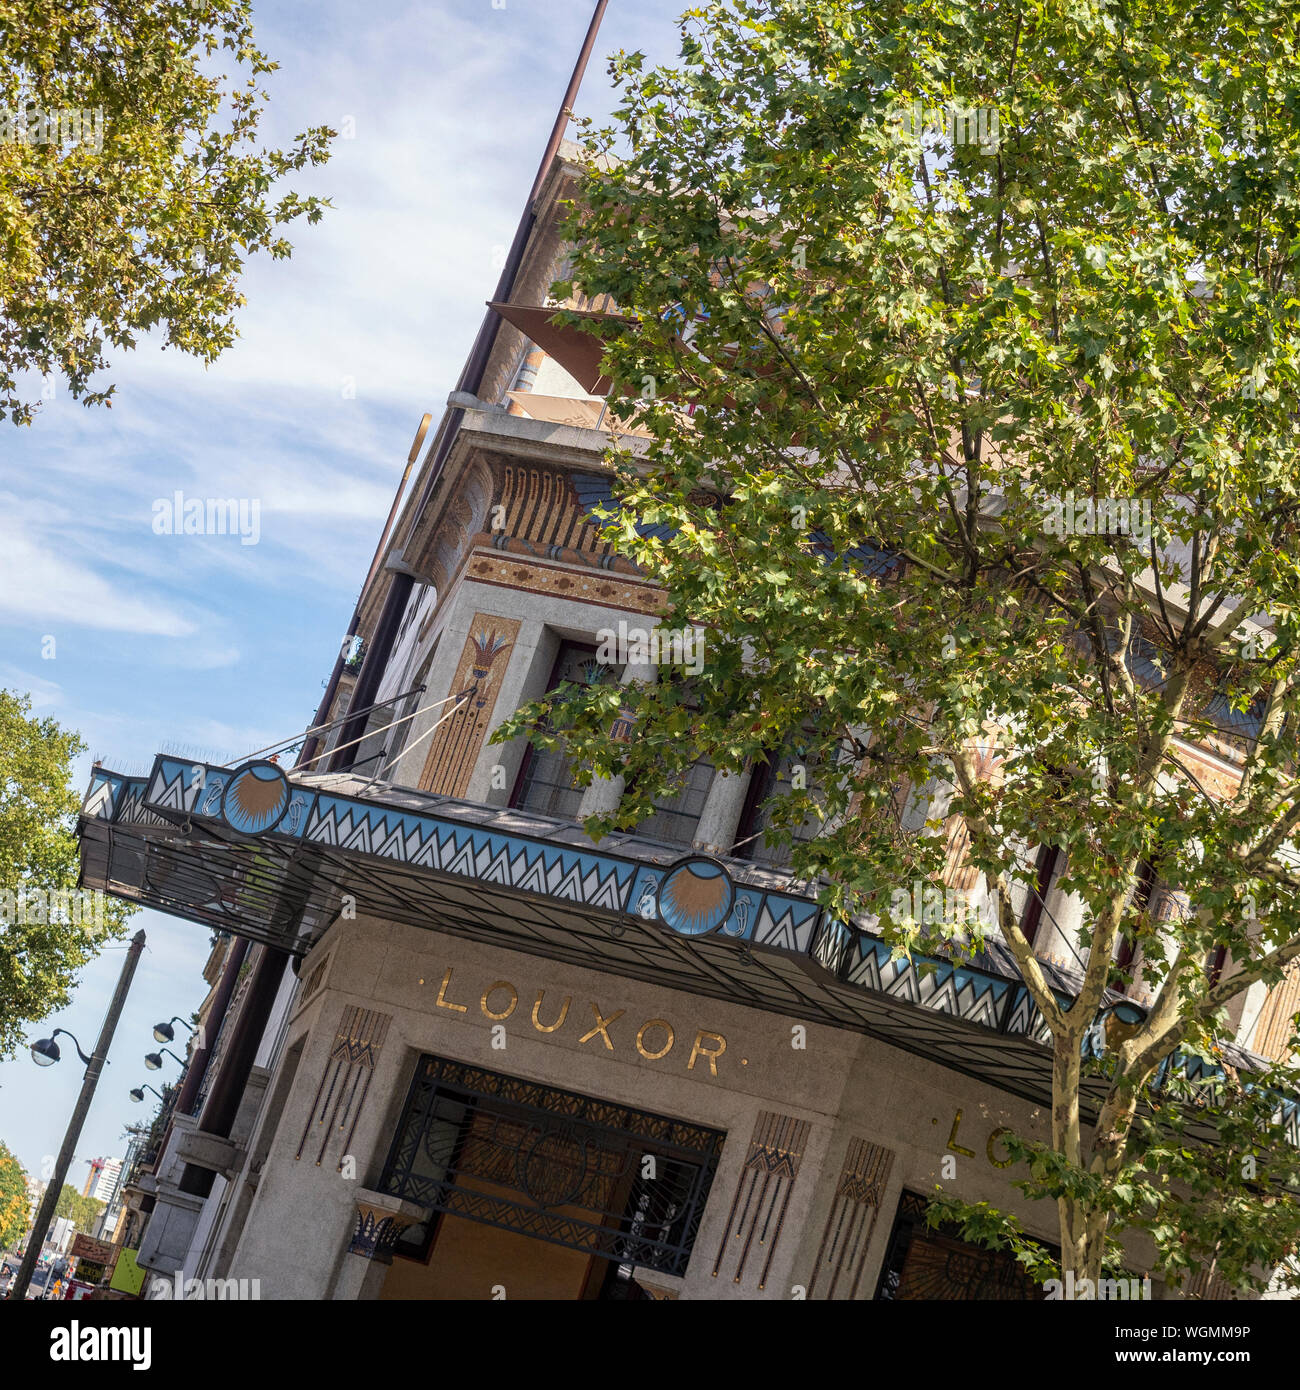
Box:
491;301;631;396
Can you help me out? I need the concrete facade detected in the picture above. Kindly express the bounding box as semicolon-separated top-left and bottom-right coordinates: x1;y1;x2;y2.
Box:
211;913;1104;1301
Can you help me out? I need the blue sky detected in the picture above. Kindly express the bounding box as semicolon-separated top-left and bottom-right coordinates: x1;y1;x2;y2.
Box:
0;0;682;1187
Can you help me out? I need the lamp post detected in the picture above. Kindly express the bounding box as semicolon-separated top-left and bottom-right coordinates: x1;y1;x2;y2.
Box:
129;1085;165;1103
152;1017;196;1045
30;1029;93;1068
7;929;146;1302
143;1048;186;1072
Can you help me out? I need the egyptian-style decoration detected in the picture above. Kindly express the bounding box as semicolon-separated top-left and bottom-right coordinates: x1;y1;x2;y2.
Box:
495;464;614;554
940;725;1006;892
349;1195;423;1264
609;701;637;743
124;756;820;948
1253;963;1300;1062
91;756;1295;1111
221;761;292;835
846;936;1038;1037
419;614;521;797
712;1111;810;1291
295;1006;392;1168
466;553;663;614
656;856;735;937
296;952;331;1012
806;1138;895;1300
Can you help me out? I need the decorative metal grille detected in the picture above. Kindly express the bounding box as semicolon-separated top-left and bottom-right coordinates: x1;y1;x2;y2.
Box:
875;1190;1050;1301
378;1056;725;1277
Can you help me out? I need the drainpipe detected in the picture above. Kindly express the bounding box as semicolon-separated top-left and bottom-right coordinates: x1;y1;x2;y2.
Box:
328;0;609;773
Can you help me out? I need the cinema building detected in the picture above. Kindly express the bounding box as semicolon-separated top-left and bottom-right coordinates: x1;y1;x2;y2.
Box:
78;135;1300;1301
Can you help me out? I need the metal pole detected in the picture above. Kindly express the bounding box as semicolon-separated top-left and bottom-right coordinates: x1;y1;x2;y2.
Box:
7;929;146;1301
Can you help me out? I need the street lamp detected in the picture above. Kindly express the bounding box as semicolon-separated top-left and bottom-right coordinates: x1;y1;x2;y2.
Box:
29;1029;93;1069
152;1017;196;1045
143;1048;186;1071
129;1085;164;1104
8;930;146;1302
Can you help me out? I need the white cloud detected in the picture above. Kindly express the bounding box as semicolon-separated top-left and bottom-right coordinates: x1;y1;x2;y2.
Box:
0;664;64;709
0;530;196;637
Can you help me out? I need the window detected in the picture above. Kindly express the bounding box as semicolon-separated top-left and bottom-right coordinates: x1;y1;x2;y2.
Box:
1019;842;1063;948
511;642;619;820
1112;858;1158;990
733;748;823;868
635;759;714;848
1204;687;1268;741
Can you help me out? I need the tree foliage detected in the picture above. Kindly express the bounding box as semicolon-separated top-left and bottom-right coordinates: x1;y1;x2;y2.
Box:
0;0;333;423
0;690;133;1059
53;1182;102;1235
0;1142;28;1250
502;0;1300;1292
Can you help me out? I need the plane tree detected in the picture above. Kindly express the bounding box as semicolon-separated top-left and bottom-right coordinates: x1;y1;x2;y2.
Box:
503;0;1300;1293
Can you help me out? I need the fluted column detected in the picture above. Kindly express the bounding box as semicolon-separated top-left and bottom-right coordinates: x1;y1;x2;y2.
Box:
693;767;752;855
577;658;657;821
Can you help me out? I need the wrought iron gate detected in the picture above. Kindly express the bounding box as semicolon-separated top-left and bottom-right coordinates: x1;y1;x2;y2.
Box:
378;1056;725;1277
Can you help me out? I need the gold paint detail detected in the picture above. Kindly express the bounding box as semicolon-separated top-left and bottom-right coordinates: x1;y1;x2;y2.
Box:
480;981;518;1021
295;1006;392;1167
713;1111;810;1291
530;990;571;1033
435;967;469;1013
807;1138;896;1300
635;1019;675;1061
946;1109;976;1157
578;1005;624;1050
986;1127;1015;1169
687;1030;727;1076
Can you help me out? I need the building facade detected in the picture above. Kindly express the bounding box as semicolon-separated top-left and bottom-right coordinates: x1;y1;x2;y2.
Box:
76;140;1298;1302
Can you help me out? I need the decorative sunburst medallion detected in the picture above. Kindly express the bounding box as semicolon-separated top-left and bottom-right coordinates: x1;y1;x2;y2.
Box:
516;1126;591;1209
220;761;291;836
656;855;735;937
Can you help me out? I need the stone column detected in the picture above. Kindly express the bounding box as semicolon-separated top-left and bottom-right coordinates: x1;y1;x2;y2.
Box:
693;767;752;855
1126;882;1188;1007
577;658;657;821
329;1191;430;1301
1033;855;1088;975
1231;979;1272;1051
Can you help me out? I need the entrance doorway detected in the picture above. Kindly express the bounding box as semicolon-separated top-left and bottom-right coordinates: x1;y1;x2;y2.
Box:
375;1056;725;1300
875;1191;1052;1299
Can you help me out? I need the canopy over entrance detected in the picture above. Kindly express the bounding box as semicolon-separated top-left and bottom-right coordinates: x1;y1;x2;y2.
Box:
78;755;1295;1149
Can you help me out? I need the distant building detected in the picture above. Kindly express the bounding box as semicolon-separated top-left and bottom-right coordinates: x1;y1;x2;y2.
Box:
82;1157;124;1208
